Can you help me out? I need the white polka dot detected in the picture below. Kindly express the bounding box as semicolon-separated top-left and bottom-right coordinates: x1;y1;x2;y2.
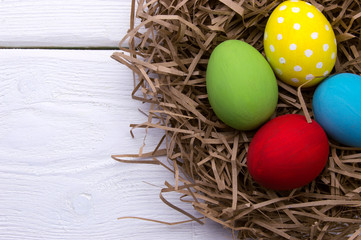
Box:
279;57;286;64
311;32;318;39
270;45;275;52
331;52;336;59
293;23;301;30
307;12;314;18
335;38;337;45
279;5;287;11
265;32;267;40
325;24;330;31
277;34;282;40
276;68;283;75
323;70;329;76
316;62;323;69
290;0;299;2
306;2;311;5
323;44;329;51
289;44;297;51
305;49;313;57
306;74;314;80
292;7;300;13
291;78;299;83
278;17;284;23
294;65;302;72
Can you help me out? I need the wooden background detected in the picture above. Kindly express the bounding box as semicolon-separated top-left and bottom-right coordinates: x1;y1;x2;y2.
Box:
0;0;234;239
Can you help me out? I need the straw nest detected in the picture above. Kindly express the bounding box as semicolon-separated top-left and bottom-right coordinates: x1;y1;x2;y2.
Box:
112;0;361;239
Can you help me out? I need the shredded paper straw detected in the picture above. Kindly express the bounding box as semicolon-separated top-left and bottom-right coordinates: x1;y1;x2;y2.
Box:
112;0;361;239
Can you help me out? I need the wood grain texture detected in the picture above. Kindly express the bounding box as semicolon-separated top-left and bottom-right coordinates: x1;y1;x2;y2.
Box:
0;49;234;239
0;0;134;48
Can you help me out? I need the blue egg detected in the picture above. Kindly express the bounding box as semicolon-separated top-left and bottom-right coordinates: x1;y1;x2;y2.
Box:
313;73;361;147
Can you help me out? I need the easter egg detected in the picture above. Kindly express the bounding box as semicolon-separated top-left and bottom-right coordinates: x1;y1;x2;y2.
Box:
247;114;329;190
264;0;337;87
313;73;361;147
206;40;278;130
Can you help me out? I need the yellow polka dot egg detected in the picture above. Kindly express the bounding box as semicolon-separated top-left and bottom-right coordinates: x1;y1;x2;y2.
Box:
264;0;337;87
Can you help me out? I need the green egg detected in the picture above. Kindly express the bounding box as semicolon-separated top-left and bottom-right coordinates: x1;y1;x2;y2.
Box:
206;40;278;130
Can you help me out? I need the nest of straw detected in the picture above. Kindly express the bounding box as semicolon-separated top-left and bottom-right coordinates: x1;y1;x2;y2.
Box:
112;0;361;239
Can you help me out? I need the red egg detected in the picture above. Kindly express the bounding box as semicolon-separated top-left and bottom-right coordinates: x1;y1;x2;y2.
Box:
247;114;329;190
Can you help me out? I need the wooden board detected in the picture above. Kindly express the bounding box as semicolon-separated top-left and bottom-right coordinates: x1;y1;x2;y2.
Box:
0;49;234;239
0;0;134;48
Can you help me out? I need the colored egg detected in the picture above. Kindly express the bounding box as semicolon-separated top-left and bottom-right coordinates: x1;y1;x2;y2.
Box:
247;114;329;190
313;73;361;147
206;40;278;130
264;0;337;87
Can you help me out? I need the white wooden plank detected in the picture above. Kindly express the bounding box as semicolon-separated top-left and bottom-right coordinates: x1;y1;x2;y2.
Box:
0;49;234;240
0;0;133;48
